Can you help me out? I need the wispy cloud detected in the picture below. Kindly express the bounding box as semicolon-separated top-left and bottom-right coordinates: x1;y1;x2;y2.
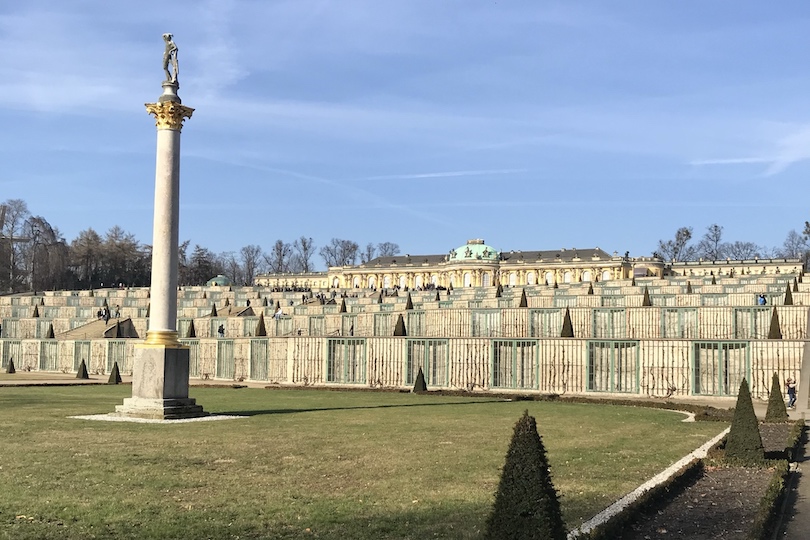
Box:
689;124;810;177
362;169;526;181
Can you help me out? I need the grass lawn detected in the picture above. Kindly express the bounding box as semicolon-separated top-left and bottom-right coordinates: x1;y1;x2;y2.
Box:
0;386;725;539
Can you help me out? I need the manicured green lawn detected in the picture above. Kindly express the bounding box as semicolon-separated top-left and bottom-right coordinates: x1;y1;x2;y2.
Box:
0;386;724;539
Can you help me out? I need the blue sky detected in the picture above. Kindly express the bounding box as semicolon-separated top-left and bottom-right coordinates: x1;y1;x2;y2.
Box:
2;1;809;267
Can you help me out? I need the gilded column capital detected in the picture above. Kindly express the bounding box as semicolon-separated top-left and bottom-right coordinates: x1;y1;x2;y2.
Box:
145;101;194;131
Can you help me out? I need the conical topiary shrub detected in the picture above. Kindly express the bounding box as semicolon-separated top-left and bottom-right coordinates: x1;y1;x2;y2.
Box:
339;299;347;313
89;290;95;297
519;289;528;308
145;303;150;317
32;304;39;318
642;286;652;307
262;296;268;307
413;367;427;392
784;284;794;306
377;293;383;304
46;323;55;339
435;291;441;302
108;361;122;384
224;298;230;307
631;276;636;286
724;378;764;465
711;275;717;285
393;314;407;336
768;307;782;339
210;303;218;317
764;372;789;422
6;357;15;374
76;359;89;380
560;308;574;338
484;410;567;540
587;283;594;295
686;281;693;294
40;297;45;306
405;293;414;310
495;283;503;298
203;291;207;299
186;319;197;338
275;300;281;311
256;313;267;337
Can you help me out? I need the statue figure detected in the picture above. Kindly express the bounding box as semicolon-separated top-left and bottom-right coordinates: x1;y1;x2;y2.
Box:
162;33;179;83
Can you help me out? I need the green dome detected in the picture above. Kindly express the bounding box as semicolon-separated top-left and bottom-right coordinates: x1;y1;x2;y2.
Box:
206;274;234;286
449;239;499;261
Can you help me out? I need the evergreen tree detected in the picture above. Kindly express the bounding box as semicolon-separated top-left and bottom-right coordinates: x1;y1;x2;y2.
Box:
484;411;566;540
496;283;503;298
6;357;15;374
412;366;427;392
186;319;197;338
393;314;407;336
405;293;414;310
764;372;789;422
587;283;594;295
642;286;652;306
724;378;764;465
519;289;528;308
560;308;574;338
784;284;794;306
108;362;122;384
686;281;692;294
210;303;218;317
76;359;89;380
255;313;267;337
768;307;782;339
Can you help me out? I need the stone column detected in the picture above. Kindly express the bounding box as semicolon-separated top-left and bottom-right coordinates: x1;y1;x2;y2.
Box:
116;81;206;420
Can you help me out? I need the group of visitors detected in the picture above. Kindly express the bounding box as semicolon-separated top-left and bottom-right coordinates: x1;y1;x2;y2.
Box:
96;305;121;324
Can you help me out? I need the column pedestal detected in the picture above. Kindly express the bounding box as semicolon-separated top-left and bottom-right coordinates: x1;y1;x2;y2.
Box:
116;344;207;420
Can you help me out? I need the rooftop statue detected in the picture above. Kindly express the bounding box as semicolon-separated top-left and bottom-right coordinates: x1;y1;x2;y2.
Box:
162;33;179;84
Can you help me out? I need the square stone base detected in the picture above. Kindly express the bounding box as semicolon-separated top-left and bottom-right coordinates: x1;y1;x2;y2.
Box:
114;345;208;420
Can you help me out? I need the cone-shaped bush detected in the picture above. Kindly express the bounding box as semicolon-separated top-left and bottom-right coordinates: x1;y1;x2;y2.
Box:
560;308;574;338
376;293;383;304
764;372;789;422
495;283;503;298
413;366;427;392
484;411;567;540
794;278;799;292
642;286;652;307
393;314;407;336
711;275;717;285
275;300;281;311
186;320;197;338
686;281;693;294
768;307;782;339
262;296;268;307
210;303;218;317
519;289;528;308
448;283;453;291
146;303;150;317
108;362;122;384
784;284;794;306
339;299;347;313
6;357;15;374
40;297;45;306
203;291;207;299
631;276;636;286
224;298;230;307
405;293;414;310
553;281;558;289
800;274;804;284
256;313;267;337
46;323;55;339
587;283;594;295
32;304;39;318
724;378;764;465
435;291;441;302
89;290;95;297
76;360;89;380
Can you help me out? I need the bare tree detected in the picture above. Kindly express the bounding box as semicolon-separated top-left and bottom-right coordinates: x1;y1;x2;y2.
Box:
292;236;316;272
0;199;31;291
778;230;807;259
266;240;292;273
220;251;244;285
320;238;359;267
240;244;264;285
725;241;762;260
656;227;696;262
377;241;400;257
360;243;377;264
696;224;725;260
22;216;69;291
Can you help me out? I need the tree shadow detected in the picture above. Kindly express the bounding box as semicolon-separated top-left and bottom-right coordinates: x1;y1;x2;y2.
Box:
775;425;807;537
218;398;509;417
